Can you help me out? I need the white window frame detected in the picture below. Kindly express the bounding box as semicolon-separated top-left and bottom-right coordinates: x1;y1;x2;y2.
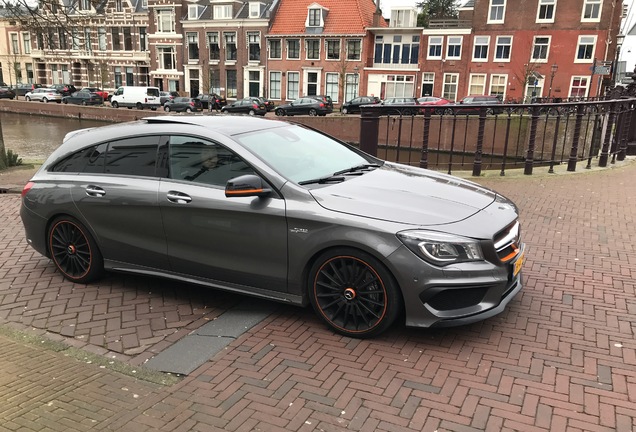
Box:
427;36;443;60
326;72;339;103
188;5;198;19
326;39;340;60
249;2;260;18
346;39;361;61
268;39;282;59
489;74;507;99
187;32;199;61
158;46;176;70
494;35;512;62
421;72;435;96
569;76;590;97
575;35;596;63
581;0;602;22
487;0;506;24
531;36;550;62
287;39;300;60
269;71;281;100
10;33;19;55
305;39;320;60
468;74;487;96
536;0;556;23
214;5;232;19
446;36;462;60
207;32;220;60
157;9;175;33
472;36;490;62
442;73;459;102
307;8;322;27
287;71;300;100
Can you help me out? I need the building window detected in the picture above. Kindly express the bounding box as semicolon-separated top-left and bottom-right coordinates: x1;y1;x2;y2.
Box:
531;36;550;61
306;39;320;60
249;2;260;18
443;73;459;101
225;32;237;61
495;36;512;61
59;29;68;50
139;28;148;51
582;0;601;22
308;9;321;26
248;32;260;61
570;76;589;97
126;67;134;86
537;0;556;22
10;33;19;54
287;39;300;59
447;36;462;59
490;74;507;98
158;46;176;69
248;71;260;97
123;27;132;51
115;0;122;12
575;35;596;62
157;9;175;33
188;5;198;19
269;71;281;99
114;66;122;87
421;72;434;96
80;0;91;10
25;63;33;83
287;72;299;99
208;32;220;60
374;35;419;65
72;28;80;50
210;69;221;94
347;39;361;61
327;39;340;60
326;72;338;103
22;32;31;54
98;28;106;50
84;28;92;52
111;27;120;51
384;75;415;98
226;70;237;97
214;5;232;19
472;36;489;61
427;36;442;59
269;39;281;59
488;0;506;23
187;32;199;61
468;74;487;95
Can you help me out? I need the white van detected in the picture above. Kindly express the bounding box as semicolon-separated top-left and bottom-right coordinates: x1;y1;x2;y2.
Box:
110;86;161;110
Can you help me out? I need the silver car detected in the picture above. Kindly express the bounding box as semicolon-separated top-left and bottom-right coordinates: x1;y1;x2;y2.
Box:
24;87;63;103
20;116;525;337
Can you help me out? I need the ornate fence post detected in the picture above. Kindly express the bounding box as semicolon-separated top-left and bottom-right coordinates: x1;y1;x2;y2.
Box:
472;107;486;176
567;103;585;171
359;106;381;157
599;102;617;167
524;105;540;175
420;108;432;169
618;101;633;161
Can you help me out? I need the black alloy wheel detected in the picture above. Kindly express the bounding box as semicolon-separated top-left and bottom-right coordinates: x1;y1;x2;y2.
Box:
48;216;103;284
309;108;317;116
309;248;402;338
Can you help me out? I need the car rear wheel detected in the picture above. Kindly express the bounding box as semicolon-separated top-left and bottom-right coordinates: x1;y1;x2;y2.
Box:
485;108;494;115
25;96;31;101
275;109;285;116
249;109;255;116
136;102;143;110
63;99;68;104
48;216;104;284
43;98;49;103
309;108;317;116
82;101;87;106
186;107;192;113
111;101;119;108
164;106;171;112
444;108;454;115
308;248;402;338
342;107;349;115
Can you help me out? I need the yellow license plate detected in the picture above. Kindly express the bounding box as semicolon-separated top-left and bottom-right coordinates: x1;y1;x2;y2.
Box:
513;250;525;277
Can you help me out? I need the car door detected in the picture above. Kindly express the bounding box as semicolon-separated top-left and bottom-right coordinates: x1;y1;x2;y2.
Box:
70;136;169;269
158;135;289;293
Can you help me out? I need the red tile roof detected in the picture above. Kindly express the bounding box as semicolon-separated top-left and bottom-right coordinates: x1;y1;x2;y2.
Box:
269;0;387;35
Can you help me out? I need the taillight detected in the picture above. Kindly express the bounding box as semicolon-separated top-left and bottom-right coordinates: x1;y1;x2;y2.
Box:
22;182;34;197
190;101;195;106
319;103;325;107
253;104;258;109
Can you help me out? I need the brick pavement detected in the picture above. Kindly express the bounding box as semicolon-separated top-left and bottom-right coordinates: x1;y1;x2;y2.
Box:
0;160;635;431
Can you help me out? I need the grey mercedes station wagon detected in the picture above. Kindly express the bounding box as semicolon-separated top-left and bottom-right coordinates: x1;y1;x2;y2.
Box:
20;116;525;337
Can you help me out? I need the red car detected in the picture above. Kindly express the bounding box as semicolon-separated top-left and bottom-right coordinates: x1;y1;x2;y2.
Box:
81;87;109;101
417;96;451;115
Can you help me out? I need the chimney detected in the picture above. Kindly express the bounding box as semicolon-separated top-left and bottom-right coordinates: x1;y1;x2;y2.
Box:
373;0;382;26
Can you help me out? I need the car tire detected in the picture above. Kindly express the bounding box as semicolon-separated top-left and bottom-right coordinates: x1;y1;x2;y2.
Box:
25;96;31;101
111;101;119;108
485;108;494;115
444;108;454;115
48;216;104;284
342;107;349;115
136;102;143;110
248;109;255;116
164;106;170;112
63;99;68;104
82;101;88;106
186;108;192;113
308;248;403;338
43;98;49;103
309;108;317;116
275;109;285;116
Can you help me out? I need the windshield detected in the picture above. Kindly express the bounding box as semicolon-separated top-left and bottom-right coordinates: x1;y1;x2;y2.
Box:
235;125;379;184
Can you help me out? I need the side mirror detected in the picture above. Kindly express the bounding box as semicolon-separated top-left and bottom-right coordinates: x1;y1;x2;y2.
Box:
225;174;272;198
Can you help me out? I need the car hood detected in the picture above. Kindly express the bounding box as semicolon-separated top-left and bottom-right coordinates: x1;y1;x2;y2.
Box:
308;163;497;226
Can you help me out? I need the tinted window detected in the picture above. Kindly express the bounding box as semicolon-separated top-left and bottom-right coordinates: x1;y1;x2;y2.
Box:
104;136;160;176
147;88;160;97
52;144;107;173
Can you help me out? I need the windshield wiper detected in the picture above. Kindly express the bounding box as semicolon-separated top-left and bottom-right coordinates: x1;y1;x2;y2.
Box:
298;175;346;186
333;163;382;176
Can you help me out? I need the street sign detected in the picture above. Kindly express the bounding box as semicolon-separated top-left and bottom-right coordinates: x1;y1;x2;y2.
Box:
589;66;611;75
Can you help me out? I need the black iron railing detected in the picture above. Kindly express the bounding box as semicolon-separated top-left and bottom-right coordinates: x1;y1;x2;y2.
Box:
359;98;636;176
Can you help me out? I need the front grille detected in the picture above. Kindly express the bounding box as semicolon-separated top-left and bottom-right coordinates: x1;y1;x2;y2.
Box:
424;286;490;311
494;220;521;263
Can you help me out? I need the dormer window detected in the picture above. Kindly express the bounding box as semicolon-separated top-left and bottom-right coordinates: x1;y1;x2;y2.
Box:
308;9;320;26
188;5;199;19
249;2;261;18
214;4;232;19
305;3;327;30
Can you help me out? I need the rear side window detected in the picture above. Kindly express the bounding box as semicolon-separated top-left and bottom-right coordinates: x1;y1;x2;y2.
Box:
52;143;107;173
105;136;160;176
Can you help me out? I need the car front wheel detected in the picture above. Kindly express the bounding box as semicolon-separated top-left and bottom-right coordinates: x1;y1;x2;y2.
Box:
111;101;119;108
275;109;285;116
309;108;317;116
164;106;171;112
249;109;255;116
308;248;402;338
342;107;349;114
48;216;104;284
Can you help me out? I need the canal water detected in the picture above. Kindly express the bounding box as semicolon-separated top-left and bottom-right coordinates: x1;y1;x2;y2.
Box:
0;112;109;162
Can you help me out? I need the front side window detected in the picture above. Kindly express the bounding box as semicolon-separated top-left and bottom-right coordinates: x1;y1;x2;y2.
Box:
537;0;556;22
495;36;512;61
327;40;340;60
269;39;282;59
531;36;550;61
428;36;442;59
157;9;175;33
105;136;160;177
306;39;320;60
576;35;596;62
582;0;601;22
287;39;300;59
447;36;462;59
473;36;489;61
208;32;220;60
347;39;361;61
488;0;506;23
225;32;237;61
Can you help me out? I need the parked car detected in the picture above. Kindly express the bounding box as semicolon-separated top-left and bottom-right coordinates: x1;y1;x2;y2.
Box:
275;97;332;116
24;88;63;103
220;98;267;116
340;96;381;114
444;95;504;115
381;97;420;116
417;96;451;115
256;97;276;111
49;84;78;97
14;83;43;98
163;96;203;112
0;86;16;99
20;116;525;338
62;91;104;106
81;87;109;101
199;93;227;111
110;86;161;110
160;91;179;106
304;95;333;110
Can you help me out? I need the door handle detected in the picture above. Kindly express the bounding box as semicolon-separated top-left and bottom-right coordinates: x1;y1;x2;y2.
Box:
166;191;192;204
85;185;106;197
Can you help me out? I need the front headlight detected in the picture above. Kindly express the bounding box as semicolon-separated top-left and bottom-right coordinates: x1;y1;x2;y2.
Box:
397;230;484;266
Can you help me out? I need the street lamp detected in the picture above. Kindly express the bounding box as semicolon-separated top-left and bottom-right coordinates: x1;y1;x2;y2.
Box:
612;34;625;86
548;63;558;100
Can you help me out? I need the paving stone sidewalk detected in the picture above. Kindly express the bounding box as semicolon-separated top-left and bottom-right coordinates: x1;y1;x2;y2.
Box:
0;160;635;431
